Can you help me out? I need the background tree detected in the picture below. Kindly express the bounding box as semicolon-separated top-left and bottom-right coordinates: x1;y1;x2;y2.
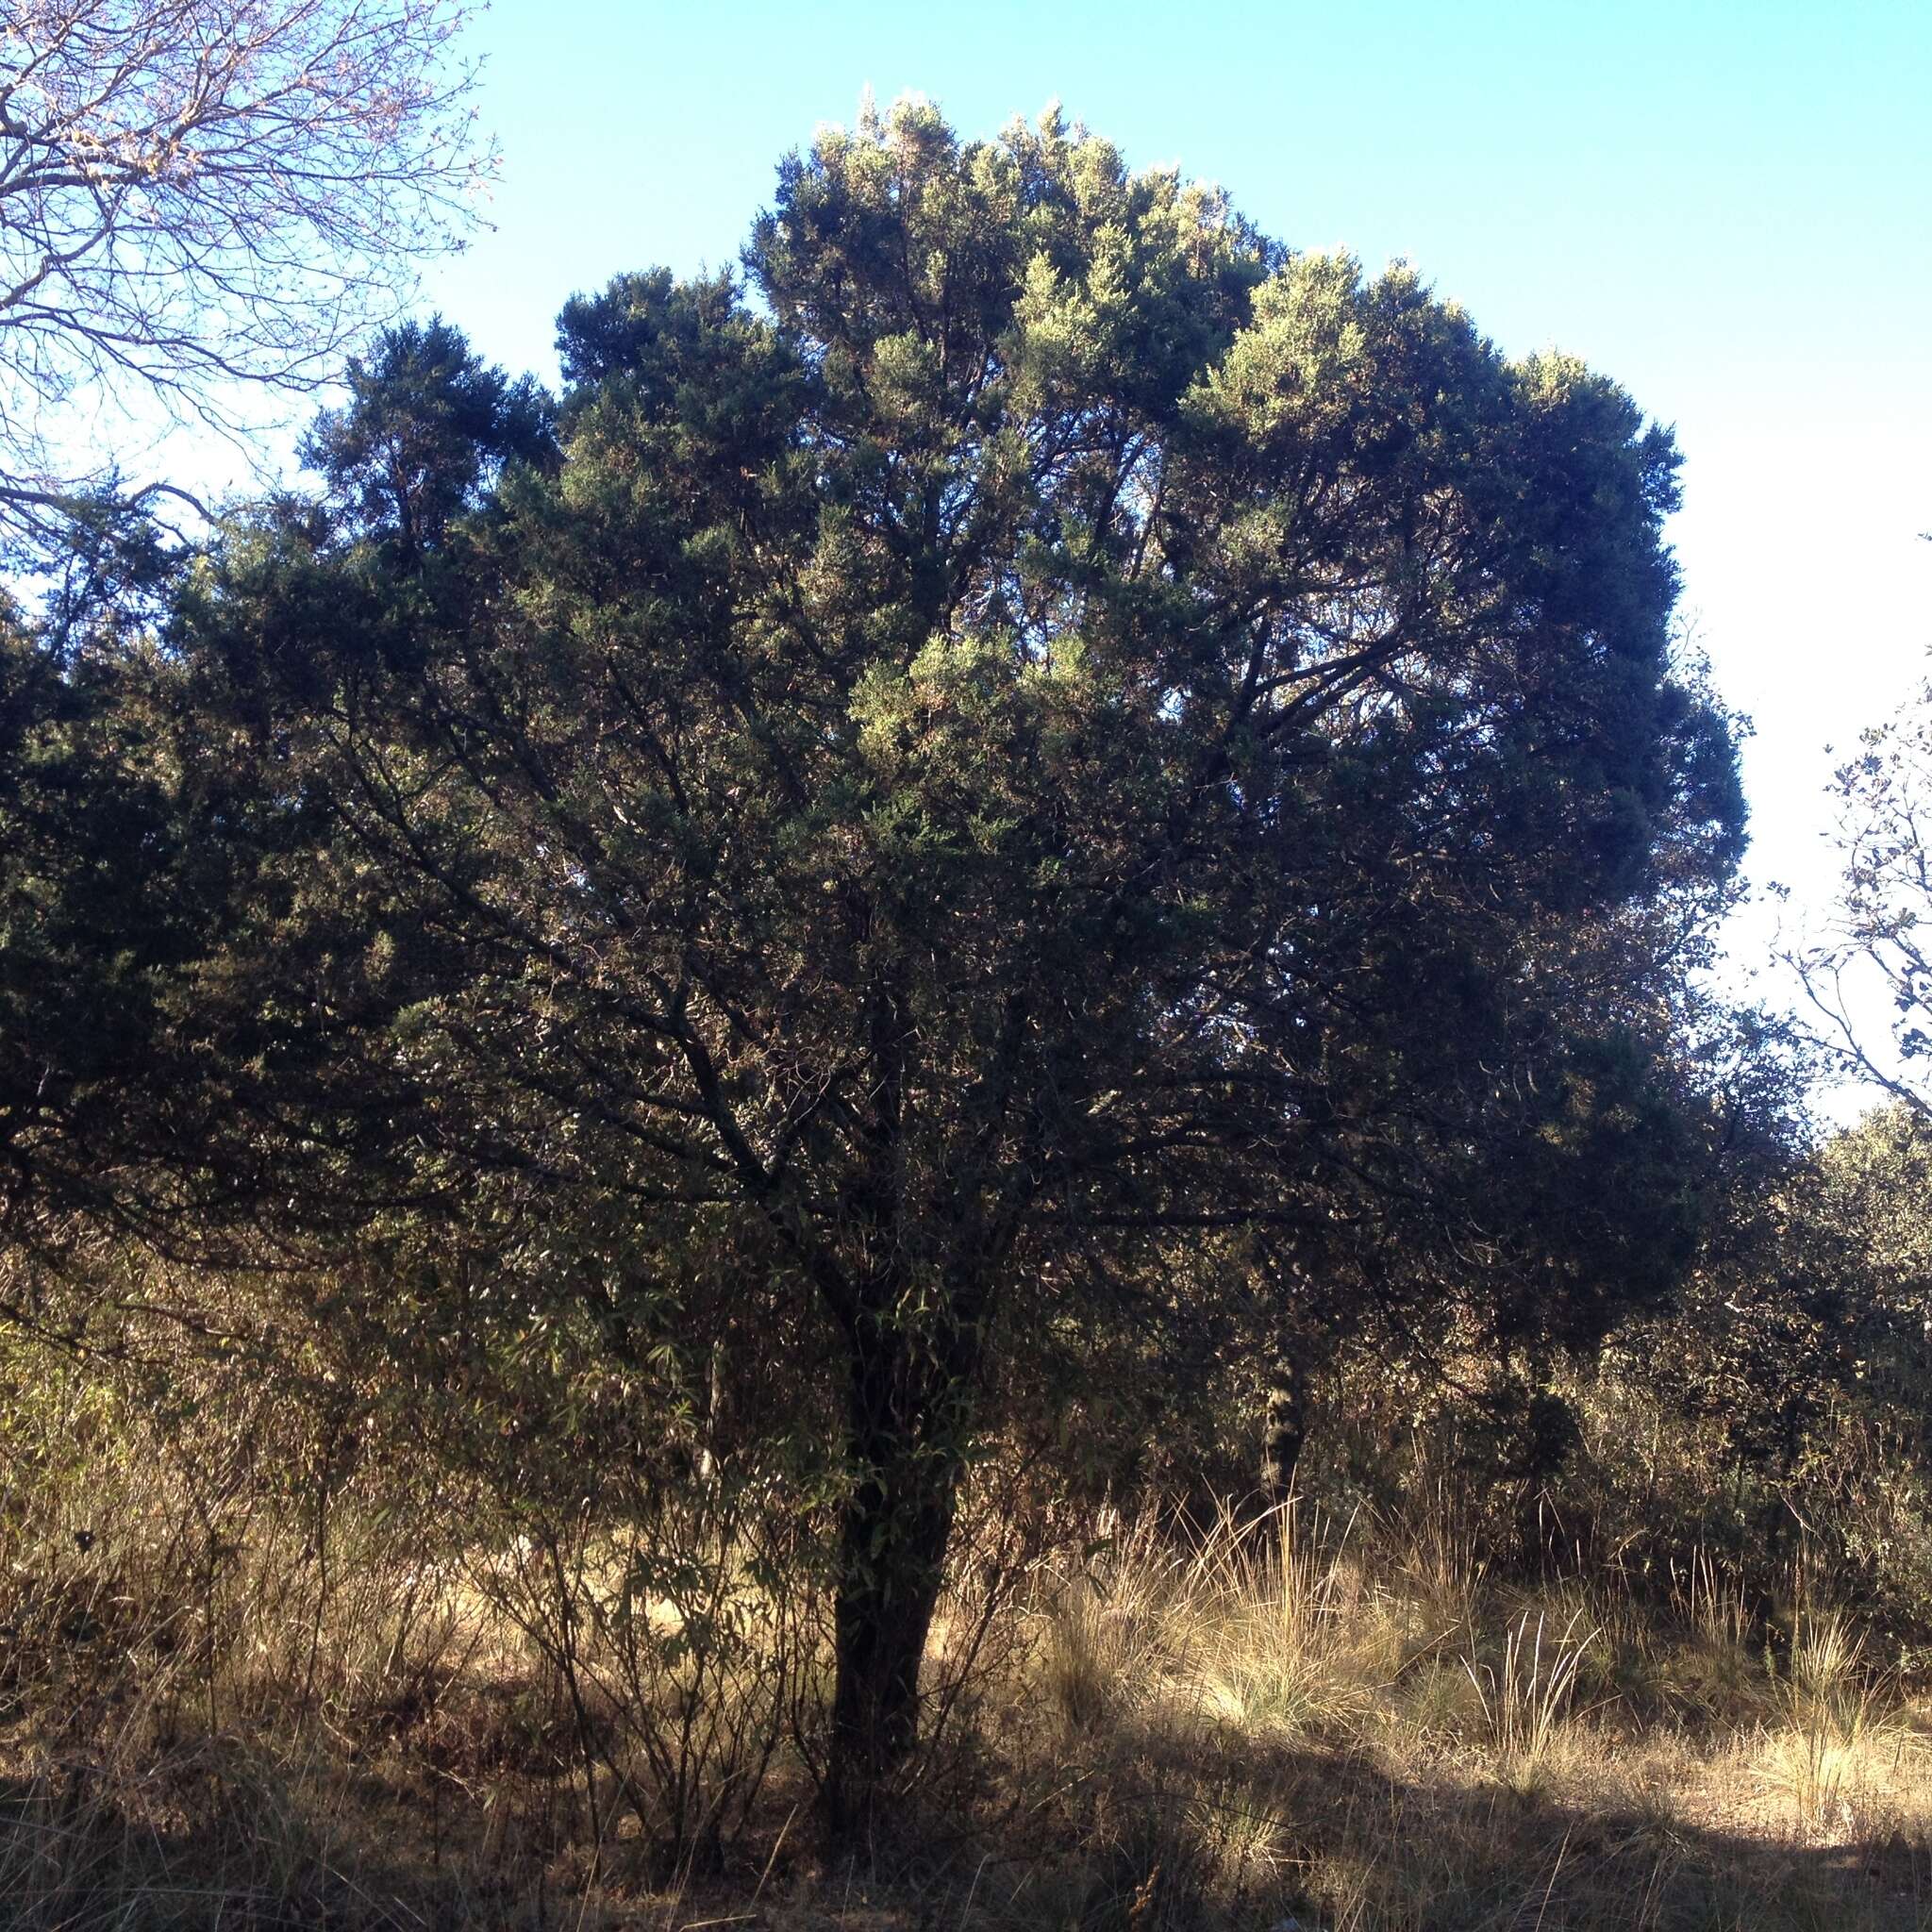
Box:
178;101;1745;1837
301;316;555;562
0;0;491;561
0;594;188;1252
1792;642;1932;1117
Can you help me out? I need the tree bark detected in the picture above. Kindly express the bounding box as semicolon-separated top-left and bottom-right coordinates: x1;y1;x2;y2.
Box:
1259;1341;1307;1512
817;1299;977;1845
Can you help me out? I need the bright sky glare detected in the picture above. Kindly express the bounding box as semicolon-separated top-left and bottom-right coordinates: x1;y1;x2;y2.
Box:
412;1;1931;1102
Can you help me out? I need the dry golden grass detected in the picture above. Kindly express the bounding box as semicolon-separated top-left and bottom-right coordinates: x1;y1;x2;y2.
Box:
2;1444;1930;1931
994;1506;1932;1931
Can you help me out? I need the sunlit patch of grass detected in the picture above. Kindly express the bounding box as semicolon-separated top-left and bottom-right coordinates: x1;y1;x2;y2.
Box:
1188;1536;1379;1739
1390;1487;1486;1640
1032;1515;1179;1735
1755;1611;1926;1842
1464;1607;1599;1790
1038;1575;1150;1734
1621;1752;1689;1843
1166;1507;1423;1744
1395;1653;1488;1744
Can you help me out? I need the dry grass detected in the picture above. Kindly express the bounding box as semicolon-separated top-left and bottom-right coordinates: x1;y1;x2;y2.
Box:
993;1506;1932;1931
2;1376;1930;1931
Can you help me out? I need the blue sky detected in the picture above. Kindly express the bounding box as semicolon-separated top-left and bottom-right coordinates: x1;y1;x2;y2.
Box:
414;0;1929;1081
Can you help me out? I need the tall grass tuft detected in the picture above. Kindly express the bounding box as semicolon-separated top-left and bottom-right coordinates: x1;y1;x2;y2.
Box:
1464;1608;1600;1790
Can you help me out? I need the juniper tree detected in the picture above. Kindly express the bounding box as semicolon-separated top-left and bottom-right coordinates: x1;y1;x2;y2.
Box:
179;100;1745;1834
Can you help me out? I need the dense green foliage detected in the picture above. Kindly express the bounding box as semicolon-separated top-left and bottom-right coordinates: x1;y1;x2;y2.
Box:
0;607;199;1247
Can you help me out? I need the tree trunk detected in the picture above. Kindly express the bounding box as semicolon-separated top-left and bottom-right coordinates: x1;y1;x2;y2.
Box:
1259;1341;1307;1513
817;1309;974;1845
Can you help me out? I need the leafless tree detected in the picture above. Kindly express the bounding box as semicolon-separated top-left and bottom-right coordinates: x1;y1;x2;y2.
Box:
1790;657;1932;1118
0;0;492;557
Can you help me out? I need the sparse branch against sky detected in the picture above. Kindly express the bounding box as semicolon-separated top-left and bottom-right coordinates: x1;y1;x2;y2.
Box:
0;0;492;548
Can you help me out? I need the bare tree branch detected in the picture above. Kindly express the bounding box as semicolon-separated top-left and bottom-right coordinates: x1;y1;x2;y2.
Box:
1786;627;1932;1117
0;0;493;557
